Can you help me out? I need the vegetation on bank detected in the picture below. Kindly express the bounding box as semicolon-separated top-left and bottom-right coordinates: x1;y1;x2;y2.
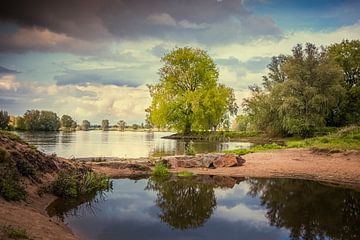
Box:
0;131;112;202
152;162;170;177
226;125;360;154
2;225;31;240
147;47;238;134
43;170;112;199
240;40;359;137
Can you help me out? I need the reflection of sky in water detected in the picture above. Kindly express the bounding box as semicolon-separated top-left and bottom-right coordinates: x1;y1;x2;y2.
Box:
63;179;288;240
16;131;253;158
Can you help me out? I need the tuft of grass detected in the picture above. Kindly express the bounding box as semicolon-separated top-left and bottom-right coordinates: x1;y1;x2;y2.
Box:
152;162;170;177
3;225;31;239
225;143;284;155
177;171;194;177
0;147;10;163
5;226;30;239
45;170;112;199
0;176;26;201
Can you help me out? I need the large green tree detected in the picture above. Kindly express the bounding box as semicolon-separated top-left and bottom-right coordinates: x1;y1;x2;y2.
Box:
244;43;344;137
147;47;237;134
327;40;360;125
61;115;76;129
23;110;60;131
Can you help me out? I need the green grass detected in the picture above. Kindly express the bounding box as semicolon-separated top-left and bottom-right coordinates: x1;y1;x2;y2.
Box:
177;171;194;177
152;162;170;177
3;225;31;239
286;125;360;151
225;143;284;155
226;126;360;155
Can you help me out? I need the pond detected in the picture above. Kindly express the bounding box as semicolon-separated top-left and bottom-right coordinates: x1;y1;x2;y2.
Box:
47;176;360;240
16;131;253;158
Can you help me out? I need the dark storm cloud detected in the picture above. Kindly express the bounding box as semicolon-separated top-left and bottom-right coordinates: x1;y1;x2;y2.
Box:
55;69;144;87
0;65;20;74
0;0;282;52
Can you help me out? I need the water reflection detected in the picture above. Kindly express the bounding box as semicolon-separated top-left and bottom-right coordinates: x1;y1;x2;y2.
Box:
146;176;216;229
247;178;360;240
46;177;360;240
16;131;253;158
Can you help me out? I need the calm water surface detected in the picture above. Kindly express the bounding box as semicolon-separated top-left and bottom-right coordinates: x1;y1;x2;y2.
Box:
16;131;253;158
47;177;360;240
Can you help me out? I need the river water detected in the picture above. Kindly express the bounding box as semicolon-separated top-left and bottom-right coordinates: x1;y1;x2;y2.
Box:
16;131;253;158
47;177;360;240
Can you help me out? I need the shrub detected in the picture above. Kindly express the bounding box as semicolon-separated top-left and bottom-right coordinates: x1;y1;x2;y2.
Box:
0;147;10;163
0;176;26;201
152;162;170;177
48;170;112;199
3;225;31;239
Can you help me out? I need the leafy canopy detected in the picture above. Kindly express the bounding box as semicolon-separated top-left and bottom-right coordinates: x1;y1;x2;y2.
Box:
147;47;237;134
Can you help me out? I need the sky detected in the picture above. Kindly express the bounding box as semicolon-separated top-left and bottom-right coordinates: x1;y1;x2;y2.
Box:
0;0;359;125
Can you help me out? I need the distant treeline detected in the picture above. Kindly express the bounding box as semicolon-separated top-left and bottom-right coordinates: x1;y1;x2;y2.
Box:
235;40;360;137
0;109;150;131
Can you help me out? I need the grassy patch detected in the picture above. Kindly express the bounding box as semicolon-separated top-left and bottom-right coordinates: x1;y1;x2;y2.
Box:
177;171;194;177
46;170;112;199
169;130;261;141
3;225;31;239
286;125;360;151
152;162;170;177
225;143;284;155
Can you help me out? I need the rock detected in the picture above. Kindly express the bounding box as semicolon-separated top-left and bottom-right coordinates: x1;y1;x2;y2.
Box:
212;154;238;168
236;156;246;166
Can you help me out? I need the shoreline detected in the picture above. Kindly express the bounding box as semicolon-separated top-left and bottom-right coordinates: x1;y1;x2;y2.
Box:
87;148;360;189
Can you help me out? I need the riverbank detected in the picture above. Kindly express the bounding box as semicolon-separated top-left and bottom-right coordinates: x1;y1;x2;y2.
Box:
1;131;359;239
87;148;360;189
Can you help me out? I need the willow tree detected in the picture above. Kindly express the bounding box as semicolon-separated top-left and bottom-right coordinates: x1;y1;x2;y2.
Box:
147;47;237;134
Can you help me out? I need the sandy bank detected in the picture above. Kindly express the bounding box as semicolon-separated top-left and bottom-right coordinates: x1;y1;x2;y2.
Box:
88;148;360;189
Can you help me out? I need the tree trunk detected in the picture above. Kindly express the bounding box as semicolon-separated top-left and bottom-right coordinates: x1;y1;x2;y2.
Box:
184;120;192;135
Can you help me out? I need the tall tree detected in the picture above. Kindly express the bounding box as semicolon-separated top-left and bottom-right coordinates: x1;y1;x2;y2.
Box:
101;119;109;131
147;47;237;134
328;40;360;125
117;120;126;131
0;110;10;130
61;115;76;129
81;120;90;131
23;110;60;131
244;43;344;137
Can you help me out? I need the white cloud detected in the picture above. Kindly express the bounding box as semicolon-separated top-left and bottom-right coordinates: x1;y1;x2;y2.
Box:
0;74;20;91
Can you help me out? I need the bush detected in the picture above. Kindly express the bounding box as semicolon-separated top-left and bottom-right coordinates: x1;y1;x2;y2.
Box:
0;147;10;163
47;170;112;199
152;162;170;177
3;225;31;239
0;176;26;201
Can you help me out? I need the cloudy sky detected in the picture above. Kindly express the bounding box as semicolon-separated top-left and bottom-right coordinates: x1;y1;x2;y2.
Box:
0;0;359;124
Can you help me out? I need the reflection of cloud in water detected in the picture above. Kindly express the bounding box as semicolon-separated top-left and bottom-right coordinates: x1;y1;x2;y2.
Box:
215;204;267;225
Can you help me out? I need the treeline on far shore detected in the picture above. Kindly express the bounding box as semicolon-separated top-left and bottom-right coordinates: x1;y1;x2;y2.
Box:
0;109;151;132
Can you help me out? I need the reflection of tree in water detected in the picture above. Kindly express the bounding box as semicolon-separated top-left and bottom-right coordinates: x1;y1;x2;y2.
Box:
247;178;360;240
46;190;109;221
146;177;216;230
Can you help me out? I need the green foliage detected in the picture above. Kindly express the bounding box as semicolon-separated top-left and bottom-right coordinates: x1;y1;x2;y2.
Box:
0;146;10;163
244;43;345;137
234;115;251;131
48;170;112;199
0;176;26;201
23;110;60;131
152;162;170;177
147;47;237;134
185;142;196;155
327;40;360;126
0;110;10;130
286;125;360;151
3;225;31;239
177;171;194;177
225;143;284;155
61;115;76;129
15;159;36;179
